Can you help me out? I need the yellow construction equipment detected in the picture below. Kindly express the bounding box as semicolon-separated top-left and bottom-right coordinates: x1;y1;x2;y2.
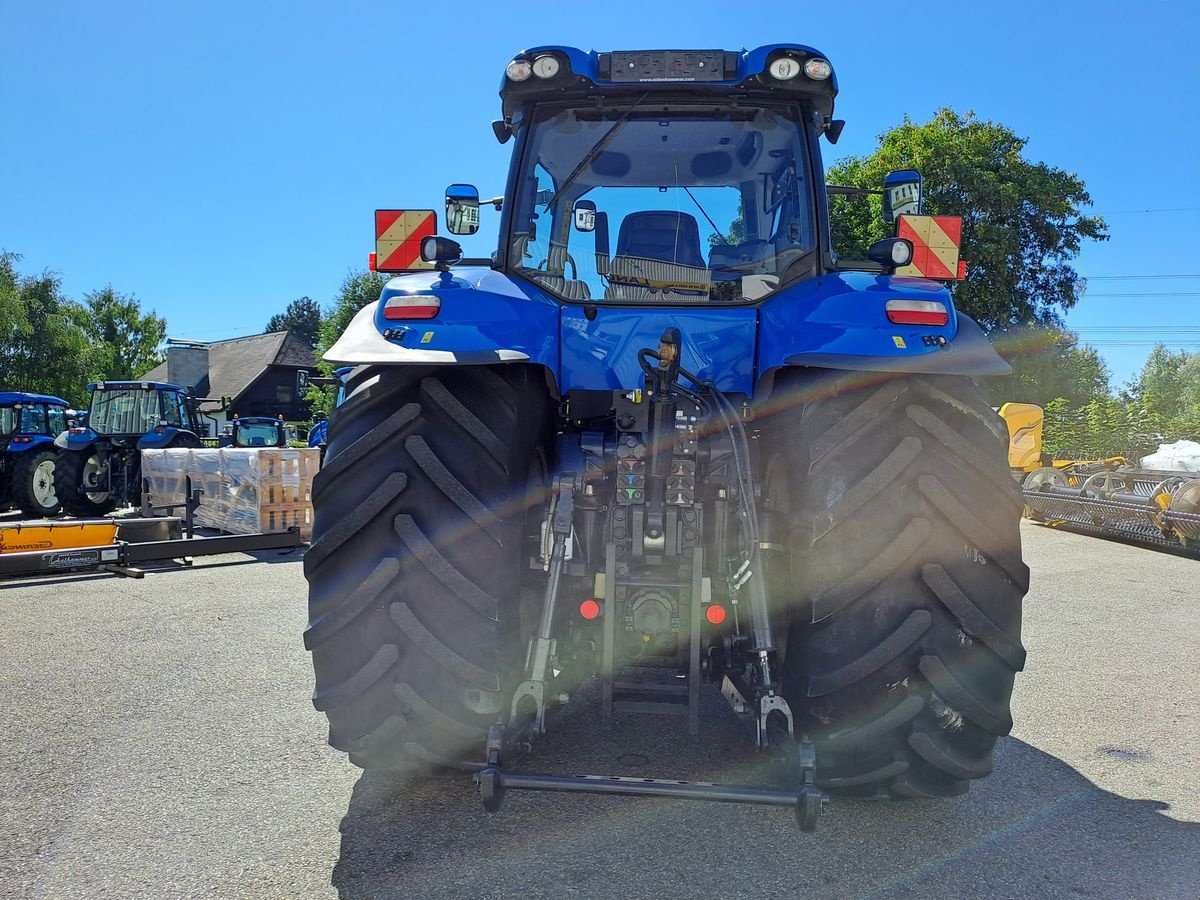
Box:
0;519;118;554
1000;403;1200;553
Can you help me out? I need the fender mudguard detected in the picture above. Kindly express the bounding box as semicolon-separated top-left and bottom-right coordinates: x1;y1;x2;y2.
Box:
55;427;100;451
5;434;59;453
756;272;1010;380
324;268;559;376
137;426;198;450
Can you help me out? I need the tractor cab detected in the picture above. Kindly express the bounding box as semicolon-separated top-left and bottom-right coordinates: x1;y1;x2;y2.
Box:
455;48;926;304
79;381;202;443
0;392;72;517
219;415;289;448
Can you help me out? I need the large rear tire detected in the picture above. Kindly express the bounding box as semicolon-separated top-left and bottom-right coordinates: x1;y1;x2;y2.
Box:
767;372;1028;798
55;449;118;516
11;448;63;517
304;365;548;771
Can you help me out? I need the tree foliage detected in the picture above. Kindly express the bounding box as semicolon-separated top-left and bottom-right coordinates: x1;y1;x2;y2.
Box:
265;296;323;347
827;108;1108;331
0;252;167;404
0;254;95;404
988;325;1110;408
306;271;389;415
84;286;167;381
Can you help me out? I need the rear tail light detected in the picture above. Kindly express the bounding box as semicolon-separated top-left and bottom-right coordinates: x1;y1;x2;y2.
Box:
382;294;441;320
579;599;601;620
11;436;32;443
705;604;727;625
885;299;949;326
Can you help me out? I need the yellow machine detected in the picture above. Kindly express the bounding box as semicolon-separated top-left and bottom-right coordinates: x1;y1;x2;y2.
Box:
0;520;118;554
1000;403;1200;552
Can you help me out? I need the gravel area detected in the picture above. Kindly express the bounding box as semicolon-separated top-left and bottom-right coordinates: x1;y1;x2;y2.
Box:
2;521;1197;899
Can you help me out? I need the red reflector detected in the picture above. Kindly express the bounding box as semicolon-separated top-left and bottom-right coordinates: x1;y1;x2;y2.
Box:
885;299;949;326
705;604;727;625
368;251;378;272
383;294;440;320
69;428;86;435
579;599;601;620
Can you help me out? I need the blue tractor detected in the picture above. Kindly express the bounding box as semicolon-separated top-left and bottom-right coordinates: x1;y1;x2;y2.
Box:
218;415;292;448
54;380;204;516
0;392;72;517
305;46;1028;829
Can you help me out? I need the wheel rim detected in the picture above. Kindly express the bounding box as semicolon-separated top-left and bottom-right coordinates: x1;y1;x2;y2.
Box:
32;458;58;508
82;455;109;503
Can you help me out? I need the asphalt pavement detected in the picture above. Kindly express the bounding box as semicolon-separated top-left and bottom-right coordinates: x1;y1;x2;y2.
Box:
2;521;1197;899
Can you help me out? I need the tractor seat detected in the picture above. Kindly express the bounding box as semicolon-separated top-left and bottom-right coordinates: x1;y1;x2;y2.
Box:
606;211;711;302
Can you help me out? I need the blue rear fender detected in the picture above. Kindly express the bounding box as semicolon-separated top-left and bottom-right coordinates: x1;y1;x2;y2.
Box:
324;267;560;376
5;434;59;453
137;426;189;450
758;272;1009;381
55;427;100;451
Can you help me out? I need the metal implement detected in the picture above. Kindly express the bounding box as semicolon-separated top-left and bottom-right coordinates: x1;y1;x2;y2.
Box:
0;528;301;579
1023;464;1200;553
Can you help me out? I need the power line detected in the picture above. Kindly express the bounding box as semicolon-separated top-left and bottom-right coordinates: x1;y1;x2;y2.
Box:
1079;292;1200;298
1084;274;1200;280
1093;207;1200;215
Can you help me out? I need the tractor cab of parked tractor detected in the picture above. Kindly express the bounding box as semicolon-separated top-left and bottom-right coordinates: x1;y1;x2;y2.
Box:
0;391;72;517
219;415;289;448
81;381;201;441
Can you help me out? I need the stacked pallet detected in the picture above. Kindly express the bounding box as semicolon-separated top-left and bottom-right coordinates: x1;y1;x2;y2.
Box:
140;448;319;540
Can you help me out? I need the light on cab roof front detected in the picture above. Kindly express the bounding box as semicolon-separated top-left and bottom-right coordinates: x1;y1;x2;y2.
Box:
803;58;832;80
506;59;533;82
768;57;801;80
532;55;560;79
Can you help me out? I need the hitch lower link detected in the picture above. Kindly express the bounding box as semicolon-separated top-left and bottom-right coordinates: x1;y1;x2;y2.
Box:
476;723;828;832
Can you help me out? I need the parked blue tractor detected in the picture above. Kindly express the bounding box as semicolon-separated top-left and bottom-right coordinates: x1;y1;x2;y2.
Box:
0;392;72;517
305;46;1029;830
54;381;204;516
217;415;292;448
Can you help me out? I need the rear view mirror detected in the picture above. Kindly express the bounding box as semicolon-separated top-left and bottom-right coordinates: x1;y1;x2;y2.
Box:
574;200;597;232
445;184;480;235
882;169;923;224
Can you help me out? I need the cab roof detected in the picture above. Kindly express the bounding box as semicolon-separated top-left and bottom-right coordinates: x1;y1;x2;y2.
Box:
0;391;70;407
499;44;838;121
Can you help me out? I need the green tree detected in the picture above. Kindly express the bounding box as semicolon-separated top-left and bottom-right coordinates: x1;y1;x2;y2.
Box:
84;286;167;381
989;326;1109;408
1124;344;1200;442
0;253;28;351
0;264;96;403
265;296;323;347
307;271;389;415
827;108;1108;330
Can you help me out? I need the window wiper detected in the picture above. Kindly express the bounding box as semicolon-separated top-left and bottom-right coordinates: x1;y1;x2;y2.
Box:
682;186;730;246
543;93;649;212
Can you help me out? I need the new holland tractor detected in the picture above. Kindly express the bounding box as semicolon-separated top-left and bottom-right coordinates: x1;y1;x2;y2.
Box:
0;392;72;517
54;380;205;516
305;45;1029;830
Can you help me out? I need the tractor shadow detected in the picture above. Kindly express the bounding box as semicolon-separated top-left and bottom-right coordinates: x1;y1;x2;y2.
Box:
330;685;1199;900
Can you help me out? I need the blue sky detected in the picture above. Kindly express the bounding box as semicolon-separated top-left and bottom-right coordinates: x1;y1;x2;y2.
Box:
3;1;1198;389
